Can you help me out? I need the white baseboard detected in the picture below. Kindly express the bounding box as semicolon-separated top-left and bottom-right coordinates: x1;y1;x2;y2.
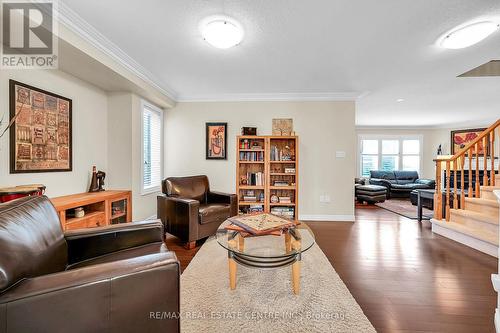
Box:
299;214;355;222
431;221;498;258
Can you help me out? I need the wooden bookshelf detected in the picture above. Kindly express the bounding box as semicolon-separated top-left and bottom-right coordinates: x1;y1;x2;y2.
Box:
236;136;298;220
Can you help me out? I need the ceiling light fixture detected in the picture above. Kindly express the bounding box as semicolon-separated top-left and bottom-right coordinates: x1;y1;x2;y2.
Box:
200;16;244;49
397;98;405;102
440;21;499;49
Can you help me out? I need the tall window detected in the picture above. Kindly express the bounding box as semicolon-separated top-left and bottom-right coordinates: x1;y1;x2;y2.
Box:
142;101;163;194
359;136;421;177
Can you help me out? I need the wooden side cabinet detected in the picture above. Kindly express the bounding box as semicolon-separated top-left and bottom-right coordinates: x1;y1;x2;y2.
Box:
50;190;132;231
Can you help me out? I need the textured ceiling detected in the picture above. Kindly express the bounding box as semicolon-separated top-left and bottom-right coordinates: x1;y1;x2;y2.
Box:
62;0;500;127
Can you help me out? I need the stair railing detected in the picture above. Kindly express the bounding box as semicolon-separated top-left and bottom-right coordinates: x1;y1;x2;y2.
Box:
434;119;500;221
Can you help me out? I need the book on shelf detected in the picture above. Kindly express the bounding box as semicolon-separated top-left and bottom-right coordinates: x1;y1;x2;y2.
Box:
278;196;291;203
271;207;295;217
239;151;264;161
246;172;265;186
240;139;263;150
243;196;257;202
284;168;295;174
249;205;264;213
273;181;289;186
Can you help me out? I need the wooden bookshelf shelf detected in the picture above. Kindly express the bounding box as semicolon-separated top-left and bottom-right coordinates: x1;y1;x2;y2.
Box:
236;136;298;220
269;186;296;190
239;149;265;152
111;211;127;219
66;211;105;225
239;185;265;190
238;202;265;206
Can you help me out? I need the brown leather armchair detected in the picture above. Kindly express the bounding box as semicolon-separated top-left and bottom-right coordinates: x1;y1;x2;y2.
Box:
157;175;237;249
0;196;180;333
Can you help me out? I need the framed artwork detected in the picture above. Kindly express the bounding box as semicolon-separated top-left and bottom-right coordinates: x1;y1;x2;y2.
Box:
9;80;72;173
206;122;227;160
451;128;488;155
272;118;293;136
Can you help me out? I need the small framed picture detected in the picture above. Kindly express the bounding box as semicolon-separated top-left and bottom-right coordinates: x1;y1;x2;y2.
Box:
272;118;293;136
206;122;227;160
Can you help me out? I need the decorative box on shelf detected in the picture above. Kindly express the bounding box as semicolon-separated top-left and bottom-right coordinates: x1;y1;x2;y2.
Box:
50;190;132;231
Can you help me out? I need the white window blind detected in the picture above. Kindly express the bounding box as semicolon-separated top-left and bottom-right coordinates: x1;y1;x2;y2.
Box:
142;102;163;193
359;136;422;177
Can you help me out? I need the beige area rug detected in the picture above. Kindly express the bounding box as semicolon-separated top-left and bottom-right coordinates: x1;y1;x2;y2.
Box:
180;237;376;333
376;198;433;220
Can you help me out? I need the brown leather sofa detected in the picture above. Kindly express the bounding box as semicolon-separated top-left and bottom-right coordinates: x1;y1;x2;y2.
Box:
157;175;237;249
0;196;180;333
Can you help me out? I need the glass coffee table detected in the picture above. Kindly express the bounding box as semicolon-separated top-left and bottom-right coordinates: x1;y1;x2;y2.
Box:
216;219;315;295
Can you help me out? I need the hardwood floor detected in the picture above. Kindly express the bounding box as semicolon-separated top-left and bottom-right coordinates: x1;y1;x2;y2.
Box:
165;206;498;333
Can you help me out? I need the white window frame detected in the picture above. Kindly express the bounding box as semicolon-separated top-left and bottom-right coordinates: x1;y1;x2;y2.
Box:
141;99;164;195
357;134;423;177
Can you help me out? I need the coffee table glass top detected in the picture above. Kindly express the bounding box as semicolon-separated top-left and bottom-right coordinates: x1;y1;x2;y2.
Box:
216;219;315;259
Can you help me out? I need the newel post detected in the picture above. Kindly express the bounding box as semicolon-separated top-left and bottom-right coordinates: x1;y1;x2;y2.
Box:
434;159;442;220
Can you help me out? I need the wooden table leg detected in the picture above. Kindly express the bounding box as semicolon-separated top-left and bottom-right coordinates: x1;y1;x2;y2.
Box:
238;234;245;251
228;255;237;290
292;260;300;294
291;239;301;295
228;238;237;290
285;232;291;252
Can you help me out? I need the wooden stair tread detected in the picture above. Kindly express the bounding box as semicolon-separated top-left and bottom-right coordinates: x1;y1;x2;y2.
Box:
481;186;500;192
450;208;498;225
464;197;499;208
432;219;498;246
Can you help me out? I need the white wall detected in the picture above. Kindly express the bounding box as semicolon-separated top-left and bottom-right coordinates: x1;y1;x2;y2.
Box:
164;101;356;220
0;69;108;197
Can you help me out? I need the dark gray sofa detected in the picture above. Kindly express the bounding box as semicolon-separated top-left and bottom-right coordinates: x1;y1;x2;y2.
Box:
369;170;435;198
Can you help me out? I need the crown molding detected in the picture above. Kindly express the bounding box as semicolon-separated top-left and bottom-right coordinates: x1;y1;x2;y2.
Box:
56;3;178;101
176;92;363;102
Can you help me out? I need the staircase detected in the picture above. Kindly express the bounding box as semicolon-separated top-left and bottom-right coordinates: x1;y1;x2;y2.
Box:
431;120;500;257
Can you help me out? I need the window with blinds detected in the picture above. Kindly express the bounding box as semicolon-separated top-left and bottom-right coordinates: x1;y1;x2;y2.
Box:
358;135;422;177
142;101;163;194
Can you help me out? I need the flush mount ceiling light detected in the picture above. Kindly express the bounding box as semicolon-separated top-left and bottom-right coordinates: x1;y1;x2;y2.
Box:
200;16;244;49
440;21;499;49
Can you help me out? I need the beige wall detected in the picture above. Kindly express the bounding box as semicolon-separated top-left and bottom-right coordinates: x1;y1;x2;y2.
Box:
107;93;162;220
0;70;160;220
0;69;108;197
356;125;499;180
164;101;357;220
356;128;449;179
